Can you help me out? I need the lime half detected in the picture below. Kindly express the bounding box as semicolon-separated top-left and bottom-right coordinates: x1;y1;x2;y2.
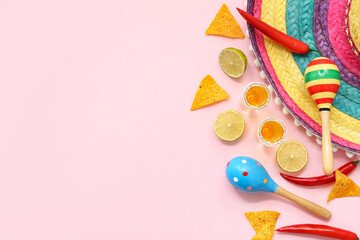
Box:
276;140;308;172
214;109;245;141
219;47;247;78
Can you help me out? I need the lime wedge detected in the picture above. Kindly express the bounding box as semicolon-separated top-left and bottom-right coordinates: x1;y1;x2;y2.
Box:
219;47;247;78
214;109;245;141
276;140;308;172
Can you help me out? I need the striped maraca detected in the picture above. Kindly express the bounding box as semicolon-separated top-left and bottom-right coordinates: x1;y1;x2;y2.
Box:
305;57;341;175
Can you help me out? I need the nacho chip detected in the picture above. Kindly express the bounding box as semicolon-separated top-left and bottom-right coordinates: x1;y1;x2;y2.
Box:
206;4;245;39
245;211;280;240
328;170;360;202
190;75;229;111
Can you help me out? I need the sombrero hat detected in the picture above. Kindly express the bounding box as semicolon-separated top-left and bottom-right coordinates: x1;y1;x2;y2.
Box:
245;0;360;158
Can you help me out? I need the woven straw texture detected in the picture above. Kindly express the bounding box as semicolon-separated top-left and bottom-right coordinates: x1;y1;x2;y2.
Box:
349;0;360;52
328;0;360;77
346;0;360;58
247;0;360;154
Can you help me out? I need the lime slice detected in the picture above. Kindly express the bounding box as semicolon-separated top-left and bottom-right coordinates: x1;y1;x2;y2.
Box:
214;109;245;141
219;47;247;78
276;140;308;172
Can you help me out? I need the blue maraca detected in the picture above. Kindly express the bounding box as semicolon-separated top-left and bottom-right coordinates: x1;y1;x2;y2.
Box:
226;156;331;219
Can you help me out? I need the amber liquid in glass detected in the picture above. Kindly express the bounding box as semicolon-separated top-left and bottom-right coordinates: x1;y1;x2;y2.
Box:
245;86;269;108
260;120;285;143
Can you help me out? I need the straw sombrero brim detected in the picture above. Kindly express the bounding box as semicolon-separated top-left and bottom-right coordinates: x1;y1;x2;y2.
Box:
247;0;360;156
347;0;360;59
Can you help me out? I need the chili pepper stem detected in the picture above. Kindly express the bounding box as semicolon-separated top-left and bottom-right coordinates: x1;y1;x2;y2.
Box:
353;160;359;166
308;47;321;53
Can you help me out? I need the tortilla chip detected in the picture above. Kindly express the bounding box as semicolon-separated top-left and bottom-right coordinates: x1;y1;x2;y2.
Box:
205;4;245;39
245;211;280;240
327;170;360;202
190;75;229;111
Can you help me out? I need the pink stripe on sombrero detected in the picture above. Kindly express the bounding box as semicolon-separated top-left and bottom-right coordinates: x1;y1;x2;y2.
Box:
252;0;360;151
328;0;360;77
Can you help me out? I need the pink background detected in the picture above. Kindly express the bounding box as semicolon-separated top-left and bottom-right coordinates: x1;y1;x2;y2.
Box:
0;0;359;239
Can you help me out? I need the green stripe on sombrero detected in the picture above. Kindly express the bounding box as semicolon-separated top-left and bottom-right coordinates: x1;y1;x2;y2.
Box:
304;69;340;83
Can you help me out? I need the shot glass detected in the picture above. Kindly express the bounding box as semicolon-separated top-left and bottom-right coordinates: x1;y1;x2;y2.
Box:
257;118;286;147
241;82;271;111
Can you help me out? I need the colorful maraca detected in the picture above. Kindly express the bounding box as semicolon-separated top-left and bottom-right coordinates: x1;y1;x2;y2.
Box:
226;156;331;219
305;57;341;175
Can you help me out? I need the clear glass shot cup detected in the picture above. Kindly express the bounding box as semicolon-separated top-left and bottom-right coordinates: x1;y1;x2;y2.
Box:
256;118;286;147
241;82;271;112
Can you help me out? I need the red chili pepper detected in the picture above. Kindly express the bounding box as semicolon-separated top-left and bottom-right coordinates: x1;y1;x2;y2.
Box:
280;161;359;186
276;224;359;240
236;8;318;54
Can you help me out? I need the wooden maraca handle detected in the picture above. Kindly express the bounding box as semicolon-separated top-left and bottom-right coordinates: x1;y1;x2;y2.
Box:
320;111;333;176
274;185;331;219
